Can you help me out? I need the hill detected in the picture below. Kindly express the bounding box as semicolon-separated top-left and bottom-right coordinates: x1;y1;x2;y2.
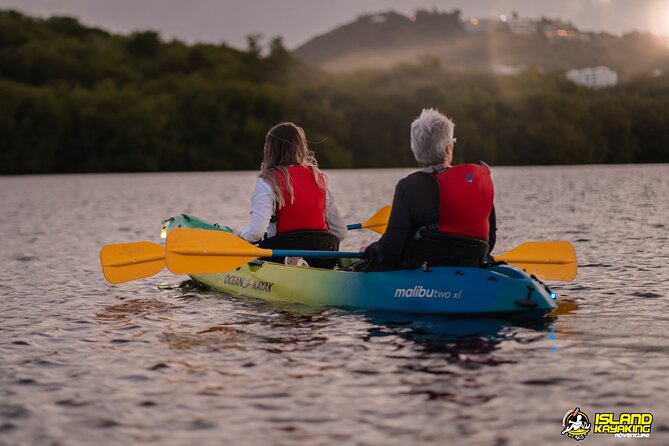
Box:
1;9;668;174
293;9;669;78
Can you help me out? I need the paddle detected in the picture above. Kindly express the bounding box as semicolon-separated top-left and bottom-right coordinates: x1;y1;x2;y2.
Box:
346;206;391;234
100;241;166;284
100;207;577;283
164;228;577;281
100;207;391;284
165;228;363;274
495;241;577;281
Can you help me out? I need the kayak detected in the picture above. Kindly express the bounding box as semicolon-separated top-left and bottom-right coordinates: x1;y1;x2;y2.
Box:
165;215;558;317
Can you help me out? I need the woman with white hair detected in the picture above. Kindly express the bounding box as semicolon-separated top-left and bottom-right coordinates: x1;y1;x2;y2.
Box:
363;108;496;269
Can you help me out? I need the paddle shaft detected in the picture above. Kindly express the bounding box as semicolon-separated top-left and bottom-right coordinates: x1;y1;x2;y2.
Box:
101;209;576;283
170;247;364;259
493;257;573;265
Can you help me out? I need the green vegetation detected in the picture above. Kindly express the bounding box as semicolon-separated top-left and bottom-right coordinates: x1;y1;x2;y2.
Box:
1;10;668;174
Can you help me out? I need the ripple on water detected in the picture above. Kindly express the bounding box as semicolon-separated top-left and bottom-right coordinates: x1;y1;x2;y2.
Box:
630;291;664;298
14;255;39;262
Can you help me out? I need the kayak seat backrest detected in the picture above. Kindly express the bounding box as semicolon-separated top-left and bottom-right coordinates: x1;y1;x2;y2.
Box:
258;231;341;268
405;232;489;267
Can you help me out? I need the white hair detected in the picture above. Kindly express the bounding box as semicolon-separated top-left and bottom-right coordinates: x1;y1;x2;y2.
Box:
410;108;455;167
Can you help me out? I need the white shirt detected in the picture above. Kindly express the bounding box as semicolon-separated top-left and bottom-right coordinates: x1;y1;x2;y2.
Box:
240;177;347;243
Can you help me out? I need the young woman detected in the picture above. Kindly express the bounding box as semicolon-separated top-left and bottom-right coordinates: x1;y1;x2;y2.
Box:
239;122;346;252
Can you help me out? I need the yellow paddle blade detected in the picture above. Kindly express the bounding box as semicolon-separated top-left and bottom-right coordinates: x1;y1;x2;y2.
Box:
495;241;577;281
362;206;391;234
165;228;272;274
100;242;165;284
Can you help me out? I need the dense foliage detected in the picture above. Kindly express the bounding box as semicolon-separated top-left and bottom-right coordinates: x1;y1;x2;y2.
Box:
1;10;668;174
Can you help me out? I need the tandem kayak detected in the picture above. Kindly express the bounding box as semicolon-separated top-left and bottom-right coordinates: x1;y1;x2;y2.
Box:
164;215;558;318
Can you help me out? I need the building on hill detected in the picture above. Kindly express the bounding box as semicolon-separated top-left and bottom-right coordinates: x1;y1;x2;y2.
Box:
566;66;618;88
541;19;591;43
464;17;493;33
370;14;388;24
492;64;528;76
463;15;591;41
508;18;538;36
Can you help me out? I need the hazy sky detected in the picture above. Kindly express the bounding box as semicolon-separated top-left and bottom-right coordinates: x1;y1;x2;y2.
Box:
2;0;668;49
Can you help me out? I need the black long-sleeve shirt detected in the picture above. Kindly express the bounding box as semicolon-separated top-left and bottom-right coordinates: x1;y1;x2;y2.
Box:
364;171;496;265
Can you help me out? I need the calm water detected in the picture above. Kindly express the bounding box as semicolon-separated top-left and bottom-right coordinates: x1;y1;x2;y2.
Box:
1;165;668;446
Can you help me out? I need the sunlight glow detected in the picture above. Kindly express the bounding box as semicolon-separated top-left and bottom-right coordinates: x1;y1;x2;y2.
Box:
652;7;669;35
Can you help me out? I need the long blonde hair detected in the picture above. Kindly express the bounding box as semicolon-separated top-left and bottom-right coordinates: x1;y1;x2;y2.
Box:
259;122;327;209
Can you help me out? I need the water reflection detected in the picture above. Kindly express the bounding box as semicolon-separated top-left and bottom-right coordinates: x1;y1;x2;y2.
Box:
97;298;176;321
167;279;578;363
361;311;554;357
159;329;248;352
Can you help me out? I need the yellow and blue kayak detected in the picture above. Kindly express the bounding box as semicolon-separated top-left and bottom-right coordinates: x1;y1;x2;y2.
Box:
166;215;558;317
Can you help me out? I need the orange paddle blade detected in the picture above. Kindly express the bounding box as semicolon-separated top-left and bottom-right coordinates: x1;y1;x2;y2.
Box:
165;228;272;274
495;241;577;281
100;241;165;284
362;206;391;234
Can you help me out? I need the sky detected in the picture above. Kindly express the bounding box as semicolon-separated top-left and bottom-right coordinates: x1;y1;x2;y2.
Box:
1;0;668;49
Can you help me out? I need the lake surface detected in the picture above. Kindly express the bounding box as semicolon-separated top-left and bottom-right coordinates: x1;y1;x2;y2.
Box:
1;165;668;445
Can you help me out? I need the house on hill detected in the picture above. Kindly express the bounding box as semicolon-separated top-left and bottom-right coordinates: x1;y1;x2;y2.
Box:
464;17;493;33
566;66;618;88
541;19;591;43
508;18;538;36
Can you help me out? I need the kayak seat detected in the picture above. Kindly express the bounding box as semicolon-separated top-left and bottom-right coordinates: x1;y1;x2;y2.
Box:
258;231;341;269
404;232;489;268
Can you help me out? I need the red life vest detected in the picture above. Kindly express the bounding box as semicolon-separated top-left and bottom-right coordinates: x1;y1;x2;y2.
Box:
434;163;494;241
274;166;328;234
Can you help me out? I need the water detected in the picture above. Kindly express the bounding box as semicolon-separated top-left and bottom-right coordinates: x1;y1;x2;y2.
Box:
1;165;668;446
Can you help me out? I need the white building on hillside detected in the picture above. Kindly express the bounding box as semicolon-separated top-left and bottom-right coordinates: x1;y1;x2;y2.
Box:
541;20;590;42
492;64;527;76
508;18;538;36
464;17;493;32
370;14;388;24
566;66;618;88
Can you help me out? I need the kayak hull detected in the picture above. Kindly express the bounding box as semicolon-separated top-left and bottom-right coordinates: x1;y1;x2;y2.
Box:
193;262;556;317
167;215;557;317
